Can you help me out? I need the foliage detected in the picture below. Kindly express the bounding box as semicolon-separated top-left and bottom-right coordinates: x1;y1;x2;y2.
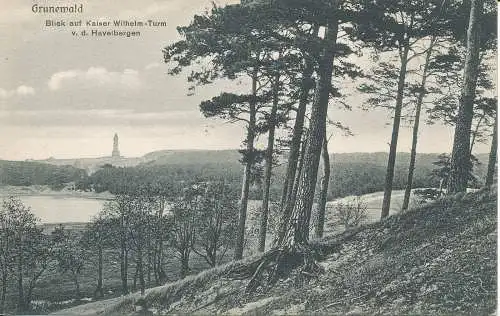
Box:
431;153;482;190
169;184;199;277
85;152;488;201
413;188;442;203
0;161;86;188
0;197;52;312
191;181;238;267
427;53;497;148
51;225;86;298
87;163;239;195
334;196;368;229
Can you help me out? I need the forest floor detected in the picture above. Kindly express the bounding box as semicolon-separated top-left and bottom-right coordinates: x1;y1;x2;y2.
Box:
53;186;497;315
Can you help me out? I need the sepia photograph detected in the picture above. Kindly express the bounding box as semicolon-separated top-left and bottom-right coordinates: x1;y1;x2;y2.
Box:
0;0;497;314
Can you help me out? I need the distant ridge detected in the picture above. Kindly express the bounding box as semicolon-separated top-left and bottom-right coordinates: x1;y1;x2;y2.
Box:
141;149;241;166
26;149;241;174
27;150;488;175
33;156;146;174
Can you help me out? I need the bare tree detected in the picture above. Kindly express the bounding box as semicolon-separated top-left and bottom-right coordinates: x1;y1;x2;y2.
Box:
192;181;238;266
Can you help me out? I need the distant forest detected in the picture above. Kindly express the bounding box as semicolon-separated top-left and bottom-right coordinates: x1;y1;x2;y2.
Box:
0;161;85;190
0;151;488;200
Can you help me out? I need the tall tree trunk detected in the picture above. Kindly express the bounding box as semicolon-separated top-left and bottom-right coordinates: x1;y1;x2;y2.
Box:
133;264;138;291
180;252;189;278
96;245;103;298
448;0;483;194
291;135;308;211
470;113;485;156
73;274;81;299
279;30;318;213
123;248;129;294
234;69;258;260
120;213;128;295
120;246;127;295
146;241;152;285
258;72;279;252
153;252;159;285
1;270;7;313
402;38;434;212
381;42;410;219
0;234;7;313
155;201;165;285
485;114;497;186
208;247;216;267
138;250;145;295
24;288;33;312
276;131;308;245
275;63;314;246
315;128;330;239
17;243;24;312
282;17;339;246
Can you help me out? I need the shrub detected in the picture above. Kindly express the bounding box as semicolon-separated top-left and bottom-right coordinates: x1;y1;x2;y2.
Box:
335;196;368;229
414;188;442;205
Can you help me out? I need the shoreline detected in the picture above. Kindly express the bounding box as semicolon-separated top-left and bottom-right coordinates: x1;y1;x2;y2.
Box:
0;185;113;200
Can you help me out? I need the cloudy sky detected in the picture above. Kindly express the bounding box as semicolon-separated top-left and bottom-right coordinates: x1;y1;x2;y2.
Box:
0;0;492;160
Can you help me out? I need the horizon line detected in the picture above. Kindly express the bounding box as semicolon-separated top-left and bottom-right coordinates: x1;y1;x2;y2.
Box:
4;149;490;162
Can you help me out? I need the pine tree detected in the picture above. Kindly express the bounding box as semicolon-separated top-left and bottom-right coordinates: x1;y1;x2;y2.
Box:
353;0;457;217
448;0;484;193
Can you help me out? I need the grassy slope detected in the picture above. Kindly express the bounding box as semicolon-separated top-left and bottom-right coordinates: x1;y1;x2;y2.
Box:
56;186;497;315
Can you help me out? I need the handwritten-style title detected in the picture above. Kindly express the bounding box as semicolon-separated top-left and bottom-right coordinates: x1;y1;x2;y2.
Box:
32;2;84;14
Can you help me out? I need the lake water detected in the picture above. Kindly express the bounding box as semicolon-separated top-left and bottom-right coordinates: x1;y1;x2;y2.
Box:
14;190;418;224
19;196;107;223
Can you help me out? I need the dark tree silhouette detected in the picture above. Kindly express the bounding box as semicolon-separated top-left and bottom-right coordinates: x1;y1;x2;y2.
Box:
448;0;484;193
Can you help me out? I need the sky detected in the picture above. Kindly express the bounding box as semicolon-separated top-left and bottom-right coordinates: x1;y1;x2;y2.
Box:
0;0;494;160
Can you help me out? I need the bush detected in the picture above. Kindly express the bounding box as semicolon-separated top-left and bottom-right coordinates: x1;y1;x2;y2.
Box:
335;196;368;229
414;188;442;204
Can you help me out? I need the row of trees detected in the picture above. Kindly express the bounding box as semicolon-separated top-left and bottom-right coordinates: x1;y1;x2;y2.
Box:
88;180;237;296
0;180;238;313
0;161;85;190
83;153;447;200
164;0;496;264
0;197;56;313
